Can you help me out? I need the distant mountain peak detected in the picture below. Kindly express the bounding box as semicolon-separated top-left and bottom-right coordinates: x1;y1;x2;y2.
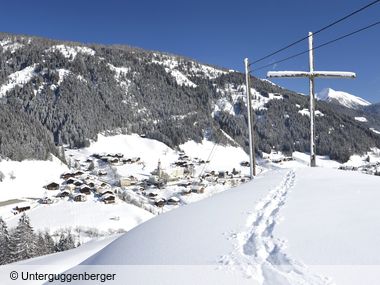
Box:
316;88;371;109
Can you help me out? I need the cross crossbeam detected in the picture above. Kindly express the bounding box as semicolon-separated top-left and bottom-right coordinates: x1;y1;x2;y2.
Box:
267;71;356;79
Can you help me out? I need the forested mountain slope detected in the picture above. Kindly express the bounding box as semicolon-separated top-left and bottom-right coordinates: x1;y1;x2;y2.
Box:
1;32;379;162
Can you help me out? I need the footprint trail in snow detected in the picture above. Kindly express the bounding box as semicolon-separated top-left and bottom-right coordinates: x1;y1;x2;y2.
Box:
219;170;333;285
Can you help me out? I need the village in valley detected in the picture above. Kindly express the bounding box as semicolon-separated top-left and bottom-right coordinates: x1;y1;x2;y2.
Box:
9;130;380;223
11;136;252;220
6;133;380;245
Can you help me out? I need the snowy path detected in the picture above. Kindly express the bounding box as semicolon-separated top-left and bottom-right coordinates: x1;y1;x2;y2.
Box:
221;170;331;285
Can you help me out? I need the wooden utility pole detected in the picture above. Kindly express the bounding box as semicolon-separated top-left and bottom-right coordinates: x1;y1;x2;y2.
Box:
267;32;356;167
244;58;256;178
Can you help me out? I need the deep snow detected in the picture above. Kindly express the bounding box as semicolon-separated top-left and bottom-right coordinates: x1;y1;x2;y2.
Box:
2;134;380;284
13;166;378;284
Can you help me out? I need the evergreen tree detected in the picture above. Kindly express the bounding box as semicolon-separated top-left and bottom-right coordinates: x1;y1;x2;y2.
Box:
55;231;76;252
36;232;47;256
0;217;10;265
65;231;76;250
43;231;56;255
34;230;55;256
9;213;37;262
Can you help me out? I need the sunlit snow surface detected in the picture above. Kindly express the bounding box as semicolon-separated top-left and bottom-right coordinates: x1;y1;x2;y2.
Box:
8;165;379;284
0;64;37;97
27;167;378;285
47;45;95;60
0;38;24;53
0;156;68;201
354;116;368;122
316;88;371;109
1;134;380;284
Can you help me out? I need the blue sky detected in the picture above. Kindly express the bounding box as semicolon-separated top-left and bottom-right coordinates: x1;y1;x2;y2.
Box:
2;0;379;102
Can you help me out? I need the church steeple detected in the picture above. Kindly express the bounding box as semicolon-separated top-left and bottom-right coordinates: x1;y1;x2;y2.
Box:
157;159;162;178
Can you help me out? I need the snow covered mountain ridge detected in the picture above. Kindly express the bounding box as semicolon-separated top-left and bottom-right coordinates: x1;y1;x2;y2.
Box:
1;32;380;163
316;88;371;109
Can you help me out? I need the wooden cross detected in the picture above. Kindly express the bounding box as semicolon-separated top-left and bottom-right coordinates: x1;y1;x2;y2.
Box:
267;32;356;167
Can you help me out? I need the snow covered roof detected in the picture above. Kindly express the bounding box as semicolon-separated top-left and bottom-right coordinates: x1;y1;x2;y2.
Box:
102;193;115;200
154;197;166;203
147;191;159;197
168;196;180;202
99;189;114;195
80;184;91;189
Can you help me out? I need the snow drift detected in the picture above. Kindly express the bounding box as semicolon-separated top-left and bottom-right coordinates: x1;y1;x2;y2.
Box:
64;167;380;284
2;167;380;285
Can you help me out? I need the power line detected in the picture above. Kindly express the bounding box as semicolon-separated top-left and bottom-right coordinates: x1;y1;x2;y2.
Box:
198;142;217;178
201;2;380;179
201;1;380;178
251;20;380;72
197;94;246;180
313;0;380;34
249;0;380;66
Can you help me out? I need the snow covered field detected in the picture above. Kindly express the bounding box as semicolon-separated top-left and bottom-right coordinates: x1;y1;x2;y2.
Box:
0;133;252;242
0;156;68;201
275;168;380;284
2;166;379;284
77;167;380;284
66;133;251;177
4;198;153;240
1;134;380;284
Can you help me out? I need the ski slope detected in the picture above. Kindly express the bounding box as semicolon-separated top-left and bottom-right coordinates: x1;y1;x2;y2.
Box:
6;166;378;284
